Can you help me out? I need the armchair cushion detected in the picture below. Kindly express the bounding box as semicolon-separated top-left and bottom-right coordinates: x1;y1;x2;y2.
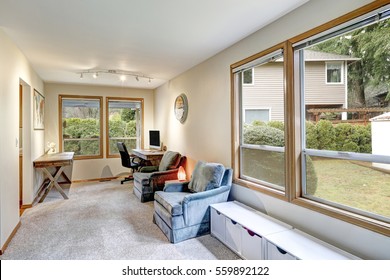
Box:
159;151;180;171
188;161;225;193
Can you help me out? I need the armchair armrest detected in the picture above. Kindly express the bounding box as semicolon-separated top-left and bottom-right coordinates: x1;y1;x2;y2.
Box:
182;185;230;204
139;166;159;173
181;185;231;226
149;168;183;192
150;168;180;178
163;181;190;192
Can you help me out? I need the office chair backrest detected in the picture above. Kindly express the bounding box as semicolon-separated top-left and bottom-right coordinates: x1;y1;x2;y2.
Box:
117;142;130;167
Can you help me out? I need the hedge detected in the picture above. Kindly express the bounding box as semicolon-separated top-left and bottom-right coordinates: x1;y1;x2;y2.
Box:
243;121;317;193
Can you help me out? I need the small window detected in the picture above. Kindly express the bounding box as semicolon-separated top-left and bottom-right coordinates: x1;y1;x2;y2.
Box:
242;68;254;85
244;108;270;124
326;62;343;84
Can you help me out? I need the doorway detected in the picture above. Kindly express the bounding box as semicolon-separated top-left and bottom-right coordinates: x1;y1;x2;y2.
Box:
19;84;23;215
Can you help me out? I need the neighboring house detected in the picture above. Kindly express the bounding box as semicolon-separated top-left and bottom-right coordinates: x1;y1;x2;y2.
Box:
242;50;359;123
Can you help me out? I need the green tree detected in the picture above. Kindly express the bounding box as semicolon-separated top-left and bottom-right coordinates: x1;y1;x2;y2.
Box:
121;108;136;122
311;17;390;106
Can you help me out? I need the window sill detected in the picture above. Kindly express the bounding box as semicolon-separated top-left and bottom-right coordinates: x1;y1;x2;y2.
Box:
233;178;287;201
292;197;390;237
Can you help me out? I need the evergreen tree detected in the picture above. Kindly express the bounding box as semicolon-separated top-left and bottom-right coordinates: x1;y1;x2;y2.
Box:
311;18;390;106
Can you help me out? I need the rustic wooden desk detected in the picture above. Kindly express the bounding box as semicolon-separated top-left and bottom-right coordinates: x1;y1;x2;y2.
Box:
131;149;165;165
33;152;74;202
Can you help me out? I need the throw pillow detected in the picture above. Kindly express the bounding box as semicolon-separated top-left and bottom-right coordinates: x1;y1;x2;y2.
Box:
188;161;225;193
158;151;180;171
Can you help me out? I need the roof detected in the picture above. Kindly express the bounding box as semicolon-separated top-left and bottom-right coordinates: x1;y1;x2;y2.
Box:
370;112;390;122
304;50;360;62
273;49;360;63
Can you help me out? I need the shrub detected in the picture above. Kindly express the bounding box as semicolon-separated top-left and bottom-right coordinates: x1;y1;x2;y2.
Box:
243;125;284;146
252;120;266;126
306;121;319;149
267;120;284;131
243;123;317;193
334;123;371;153
315;120;336;150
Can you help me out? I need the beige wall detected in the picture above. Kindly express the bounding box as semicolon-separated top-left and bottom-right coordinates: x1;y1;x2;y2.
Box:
0;28;45;250
44;83;155;182
154;0;389;259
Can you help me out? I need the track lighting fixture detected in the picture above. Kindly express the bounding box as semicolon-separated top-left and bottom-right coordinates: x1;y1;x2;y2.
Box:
76;69;153;83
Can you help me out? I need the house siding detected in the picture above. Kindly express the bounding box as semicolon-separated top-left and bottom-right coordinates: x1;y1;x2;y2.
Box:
242;61;347;122
242;62;284;121
305;61;346;106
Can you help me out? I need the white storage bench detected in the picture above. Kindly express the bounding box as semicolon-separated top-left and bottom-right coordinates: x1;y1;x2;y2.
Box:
210;201;359;260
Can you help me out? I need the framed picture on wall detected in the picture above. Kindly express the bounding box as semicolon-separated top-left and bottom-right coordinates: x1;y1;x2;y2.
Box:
33;89;45;130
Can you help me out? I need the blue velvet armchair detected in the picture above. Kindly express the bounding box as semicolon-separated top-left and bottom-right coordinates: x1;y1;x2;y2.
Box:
153;161;233;243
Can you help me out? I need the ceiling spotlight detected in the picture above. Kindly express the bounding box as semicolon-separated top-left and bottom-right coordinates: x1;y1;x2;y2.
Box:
76;69;153;84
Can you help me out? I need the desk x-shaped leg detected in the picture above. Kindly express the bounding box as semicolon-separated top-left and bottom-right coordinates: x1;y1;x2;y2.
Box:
39;166;69;202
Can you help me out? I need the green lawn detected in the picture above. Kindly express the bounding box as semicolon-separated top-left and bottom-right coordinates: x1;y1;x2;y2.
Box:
311;159;390;218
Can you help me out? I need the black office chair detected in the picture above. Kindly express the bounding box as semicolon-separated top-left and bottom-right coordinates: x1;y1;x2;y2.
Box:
117;142;143;184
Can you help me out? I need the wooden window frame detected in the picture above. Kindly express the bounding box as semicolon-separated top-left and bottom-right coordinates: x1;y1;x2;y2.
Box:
231;1;390;236
105;97;144;158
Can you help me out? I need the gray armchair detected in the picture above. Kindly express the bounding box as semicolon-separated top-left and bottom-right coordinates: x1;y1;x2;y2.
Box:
153;161;232;243
133;151;186;202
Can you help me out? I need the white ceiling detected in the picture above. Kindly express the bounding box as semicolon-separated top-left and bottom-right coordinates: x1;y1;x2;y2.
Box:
0;0;308;89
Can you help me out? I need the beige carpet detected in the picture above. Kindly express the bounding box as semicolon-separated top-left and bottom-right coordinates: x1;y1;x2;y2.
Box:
0;180;240;260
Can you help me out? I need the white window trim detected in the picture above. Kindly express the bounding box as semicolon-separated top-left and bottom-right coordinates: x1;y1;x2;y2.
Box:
243;107;271;123
325;61;344;84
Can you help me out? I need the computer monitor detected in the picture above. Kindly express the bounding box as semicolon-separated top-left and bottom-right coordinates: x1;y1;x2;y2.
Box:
149;130;161;150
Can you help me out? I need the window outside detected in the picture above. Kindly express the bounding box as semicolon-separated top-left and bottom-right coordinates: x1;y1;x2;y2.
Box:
244;108;270;123
242;68;254;85
326;62;343;83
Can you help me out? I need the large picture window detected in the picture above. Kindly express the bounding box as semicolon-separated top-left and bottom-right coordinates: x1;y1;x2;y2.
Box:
59;95;103;159
294;7;390;224
106;97;143;157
